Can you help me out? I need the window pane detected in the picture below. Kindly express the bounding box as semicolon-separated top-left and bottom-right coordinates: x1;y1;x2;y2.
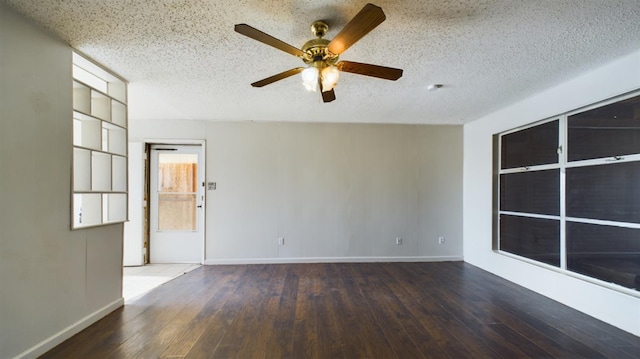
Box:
500;215;560;267
568;95;640;162
158;154;198;192
158;193;197;231
500;169;560;215
567;222;640;290
566;161;640;223
501;120;559;169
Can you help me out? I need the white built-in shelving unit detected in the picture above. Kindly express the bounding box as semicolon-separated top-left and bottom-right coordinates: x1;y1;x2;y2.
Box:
72;52;128;229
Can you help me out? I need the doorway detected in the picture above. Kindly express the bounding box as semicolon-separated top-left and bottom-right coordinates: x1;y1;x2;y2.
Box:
148;143;205;263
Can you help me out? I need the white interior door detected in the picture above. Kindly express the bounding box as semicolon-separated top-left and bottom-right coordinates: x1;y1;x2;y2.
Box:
149;144;204;263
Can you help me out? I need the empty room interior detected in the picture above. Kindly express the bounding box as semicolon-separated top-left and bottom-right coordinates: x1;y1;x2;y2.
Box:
1;1;640;358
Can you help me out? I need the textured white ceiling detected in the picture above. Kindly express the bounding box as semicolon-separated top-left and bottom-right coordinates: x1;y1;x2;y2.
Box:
6;0;640;124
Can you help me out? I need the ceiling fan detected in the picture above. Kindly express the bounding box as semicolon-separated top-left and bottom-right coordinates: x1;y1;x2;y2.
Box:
234;3;403;103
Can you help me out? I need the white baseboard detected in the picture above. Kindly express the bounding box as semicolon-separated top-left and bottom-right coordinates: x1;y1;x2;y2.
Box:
14;298;124;359
203;256;463;265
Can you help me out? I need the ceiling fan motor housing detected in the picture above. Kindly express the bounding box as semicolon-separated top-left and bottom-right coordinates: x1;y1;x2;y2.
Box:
302;39;338;66
302;21;339;67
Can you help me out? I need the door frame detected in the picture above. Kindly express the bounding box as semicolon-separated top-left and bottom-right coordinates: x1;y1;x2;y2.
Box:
143;139;206;264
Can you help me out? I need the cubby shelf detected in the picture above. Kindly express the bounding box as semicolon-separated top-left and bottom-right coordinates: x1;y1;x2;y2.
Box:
72;52;128;229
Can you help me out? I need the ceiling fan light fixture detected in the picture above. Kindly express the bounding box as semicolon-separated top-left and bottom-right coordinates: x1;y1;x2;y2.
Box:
301;66;319;91
321;65;340;91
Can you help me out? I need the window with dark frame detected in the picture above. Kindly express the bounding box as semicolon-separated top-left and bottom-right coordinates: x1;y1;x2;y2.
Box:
496;93;640;292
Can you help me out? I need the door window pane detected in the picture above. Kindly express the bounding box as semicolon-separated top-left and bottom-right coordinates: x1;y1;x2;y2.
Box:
501;120;559;169
500;215;560;267
567;222;640;290
157;153;198;231
500;169;560;215
158;154;198;193
158;193;197;231
568;95;640;162
566;161;640;223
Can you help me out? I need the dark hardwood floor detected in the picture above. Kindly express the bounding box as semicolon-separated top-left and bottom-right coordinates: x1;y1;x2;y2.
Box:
41;262;640;358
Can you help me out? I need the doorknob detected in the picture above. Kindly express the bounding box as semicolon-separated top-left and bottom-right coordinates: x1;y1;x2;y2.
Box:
197;205;203;208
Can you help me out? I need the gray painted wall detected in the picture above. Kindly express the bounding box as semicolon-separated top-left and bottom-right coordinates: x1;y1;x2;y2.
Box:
1;4;124;358
129;121;464;263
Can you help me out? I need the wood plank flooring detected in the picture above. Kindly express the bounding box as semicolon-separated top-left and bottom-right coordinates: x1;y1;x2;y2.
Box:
41;262;640;358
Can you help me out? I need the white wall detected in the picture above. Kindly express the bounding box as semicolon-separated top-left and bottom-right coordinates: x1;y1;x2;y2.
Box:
129;121;463;264
463;50;640;335
0;5;124;358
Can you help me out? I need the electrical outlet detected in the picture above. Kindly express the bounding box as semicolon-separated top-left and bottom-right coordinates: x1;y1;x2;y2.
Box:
396;237;402;245
278;237;284;246
438;236;445;245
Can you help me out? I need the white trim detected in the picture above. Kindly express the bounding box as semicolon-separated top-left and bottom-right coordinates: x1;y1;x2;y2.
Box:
499;211;560;221
203;256;463;265
143;139;205;145
499;163;560;174
566;217;640;229
559;115;567;270
565;154;640;168
13;298;123;359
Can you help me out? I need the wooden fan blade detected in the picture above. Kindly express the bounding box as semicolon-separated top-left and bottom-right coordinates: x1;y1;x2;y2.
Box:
235;24;306;58
251;67;305;87
327;3;386;55
336;61;403;80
